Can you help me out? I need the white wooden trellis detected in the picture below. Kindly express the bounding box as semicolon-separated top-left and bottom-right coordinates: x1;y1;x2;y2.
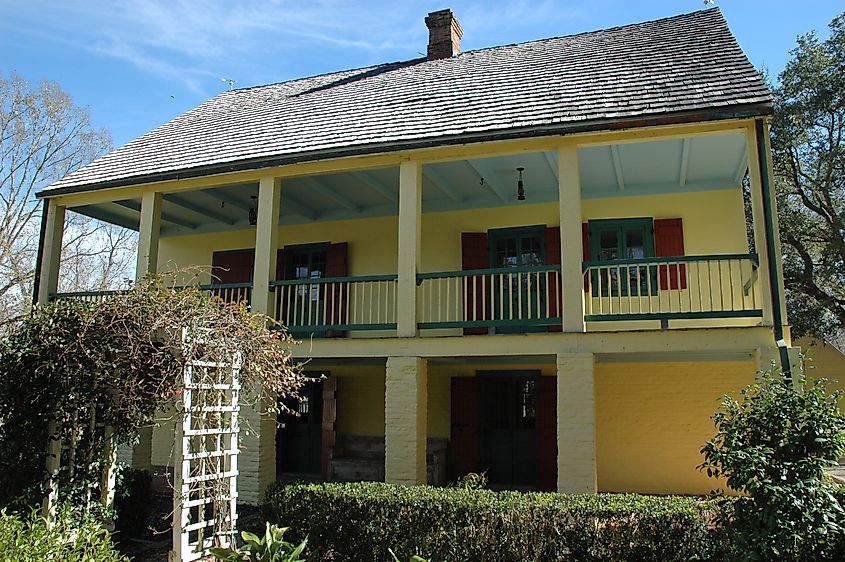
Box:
171;328;241;562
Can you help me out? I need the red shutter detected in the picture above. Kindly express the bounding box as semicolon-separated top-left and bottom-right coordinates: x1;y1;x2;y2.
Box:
537;376;557;492
461;233;489;335
275;248;287;281
326;243;348;337
448;377;478;482
582;223;591;292
321;376;337;481
654;219;687;290
211;249;254;284
546;227;562;332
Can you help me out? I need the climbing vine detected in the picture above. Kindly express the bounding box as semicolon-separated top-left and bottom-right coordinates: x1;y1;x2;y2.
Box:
0;275;304;514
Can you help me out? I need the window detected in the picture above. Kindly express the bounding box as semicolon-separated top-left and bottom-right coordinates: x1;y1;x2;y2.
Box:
589;218;656;296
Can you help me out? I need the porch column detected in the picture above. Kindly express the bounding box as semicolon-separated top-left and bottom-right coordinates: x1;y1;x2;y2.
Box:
36;200;65;304
240;175;281;504
135;191;162;280
746;127;778;328
385;356;428;484
557;145;585;332
556;352;596;493
36;199;65;522
252;176;282;317
397;160;422;337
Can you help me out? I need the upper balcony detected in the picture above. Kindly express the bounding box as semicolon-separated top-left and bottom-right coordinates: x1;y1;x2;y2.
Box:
44;120;781;340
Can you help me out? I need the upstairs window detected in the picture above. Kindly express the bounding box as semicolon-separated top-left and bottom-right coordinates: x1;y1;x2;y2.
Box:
589;218;655;296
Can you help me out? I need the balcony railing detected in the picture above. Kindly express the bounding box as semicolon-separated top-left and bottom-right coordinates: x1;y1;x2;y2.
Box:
50;282;253;305
50;255;763;333
270;275;398;333
417;265;562;330
582;253;762;321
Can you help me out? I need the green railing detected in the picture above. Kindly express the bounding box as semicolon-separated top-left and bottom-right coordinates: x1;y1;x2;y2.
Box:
416;265;562;330
50;282;253;305
582;253;762;322
270;275;398;333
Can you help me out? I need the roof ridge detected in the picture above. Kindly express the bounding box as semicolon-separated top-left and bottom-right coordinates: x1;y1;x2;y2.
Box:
227;9;723;95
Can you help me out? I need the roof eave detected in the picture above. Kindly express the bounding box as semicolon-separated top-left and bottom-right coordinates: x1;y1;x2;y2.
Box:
37;102;773;199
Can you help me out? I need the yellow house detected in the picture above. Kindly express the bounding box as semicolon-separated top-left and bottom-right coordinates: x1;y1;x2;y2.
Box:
35;8;799;504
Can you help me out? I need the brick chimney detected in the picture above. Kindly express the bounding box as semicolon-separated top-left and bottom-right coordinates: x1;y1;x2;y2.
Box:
425;9;463;60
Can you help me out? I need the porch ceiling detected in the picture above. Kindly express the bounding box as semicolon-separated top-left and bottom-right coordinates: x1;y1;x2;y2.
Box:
71;131;747;236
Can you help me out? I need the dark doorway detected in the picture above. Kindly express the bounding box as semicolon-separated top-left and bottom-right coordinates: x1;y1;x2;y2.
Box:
478;372;538;488
277;380;324;476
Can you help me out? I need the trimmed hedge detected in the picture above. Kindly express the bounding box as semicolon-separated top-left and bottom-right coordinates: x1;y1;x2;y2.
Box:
261;482;721;562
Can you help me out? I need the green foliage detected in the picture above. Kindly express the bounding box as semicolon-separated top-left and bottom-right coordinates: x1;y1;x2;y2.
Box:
451;471;487;490
261;482;717;562
113;465;152;537
0;507;128;562
771;11;845;339
0;275;303;513
700;372;845;561
388;548;429;562
209;522;307;562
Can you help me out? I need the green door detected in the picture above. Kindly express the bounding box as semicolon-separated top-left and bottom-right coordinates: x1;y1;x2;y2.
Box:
277;380;323;476
488;226;546;333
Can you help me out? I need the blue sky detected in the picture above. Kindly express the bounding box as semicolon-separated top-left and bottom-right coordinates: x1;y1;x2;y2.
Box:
0;1;840;149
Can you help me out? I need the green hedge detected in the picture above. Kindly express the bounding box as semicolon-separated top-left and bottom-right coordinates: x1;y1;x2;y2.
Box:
0;509;129;562
261;482;720;562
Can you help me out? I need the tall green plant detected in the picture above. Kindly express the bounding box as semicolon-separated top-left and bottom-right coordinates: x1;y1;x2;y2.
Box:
700;371;845;561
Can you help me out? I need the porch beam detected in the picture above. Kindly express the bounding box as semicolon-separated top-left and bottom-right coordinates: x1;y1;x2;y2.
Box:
422;166;461;203
557;145;586;332
610;145;625;191
299;177;358;211
114;199;198;229
208;189;252;211
397;160;422;337
733;153;749;187
280;193;318;220
163;193;235;225
462;160;508;202
556;353;596;493
543;151;559;183
351;171;397;203
679;138;691;187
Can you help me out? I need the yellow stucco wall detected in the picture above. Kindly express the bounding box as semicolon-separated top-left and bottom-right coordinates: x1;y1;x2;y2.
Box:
595;360;755;495
157;189;747;278
800;338;845;398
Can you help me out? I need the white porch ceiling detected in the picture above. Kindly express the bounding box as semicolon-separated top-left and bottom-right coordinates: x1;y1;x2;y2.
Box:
72;132;748;236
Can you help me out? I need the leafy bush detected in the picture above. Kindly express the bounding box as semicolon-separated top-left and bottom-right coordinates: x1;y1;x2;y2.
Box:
701;372;845;561
209;522;307;562
0;508;128;562
113;465;152;537
261;482;717;562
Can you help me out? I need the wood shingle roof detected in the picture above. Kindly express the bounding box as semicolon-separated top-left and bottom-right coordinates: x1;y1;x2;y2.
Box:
42;8;771;196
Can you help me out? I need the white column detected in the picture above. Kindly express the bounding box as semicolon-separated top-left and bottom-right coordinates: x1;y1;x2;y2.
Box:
557;352;596;493
135;191;162;280
37;201;66;304
240;176;281;503
252;177;282;317
746;127;775;328
397;161;422;338
385;356;428;484
38;200;65;523
558;146;585;332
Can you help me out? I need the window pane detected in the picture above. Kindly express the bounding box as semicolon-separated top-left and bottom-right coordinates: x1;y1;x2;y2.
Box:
624;228;645;259
599;229;619;261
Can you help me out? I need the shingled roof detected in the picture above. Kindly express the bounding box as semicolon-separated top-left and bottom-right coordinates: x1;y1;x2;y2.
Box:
42;8;772;196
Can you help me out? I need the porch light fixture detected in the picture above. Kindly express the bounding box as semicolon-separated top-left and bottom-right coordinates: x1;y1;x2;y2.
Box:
248;196;258;225
516;167;526;201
